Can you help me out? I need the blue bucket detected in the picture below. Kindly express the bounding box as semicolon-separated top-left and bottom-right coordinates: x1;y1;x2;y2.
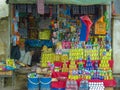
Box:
39;77;51;90
28;77;39;90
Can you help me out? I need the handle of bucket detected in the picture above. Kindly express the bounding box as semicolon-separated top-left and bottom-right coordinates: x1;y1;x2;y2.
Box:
40;80;51;85
28;78;40;85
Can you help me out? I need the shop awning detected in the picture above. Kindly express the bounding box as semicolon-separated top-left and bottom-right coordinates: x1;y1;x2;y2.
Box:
9;0;112;5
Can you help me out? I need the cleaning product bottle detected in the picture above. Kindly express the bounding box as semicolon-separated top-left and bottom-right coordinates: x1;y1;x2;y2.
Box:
79;80;89;90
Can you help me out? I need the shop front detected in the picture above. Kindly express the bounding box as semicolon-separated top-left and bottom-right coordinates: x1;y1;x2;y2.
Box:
2;0;116;90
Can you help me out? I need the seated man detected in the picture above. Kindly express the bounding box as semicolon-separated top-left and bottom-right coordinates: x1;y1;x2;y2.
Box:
22;49;34;67
19;42;26;62
16;47;34;68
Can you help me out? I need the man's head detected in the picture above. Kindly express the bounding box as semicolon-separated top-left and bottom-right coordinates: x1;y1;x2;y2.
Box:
19;42;25;49
29;49;34;56
30;50;34;55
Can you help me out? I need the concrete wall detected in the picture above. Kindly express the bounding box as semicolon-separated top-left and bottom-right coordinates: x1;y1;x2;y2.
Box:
113;16;120;73
0;17;10;60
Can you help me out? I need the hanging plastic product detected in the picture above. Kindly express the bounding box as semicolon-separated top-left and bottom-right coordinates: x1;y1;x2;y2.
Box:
80;15;93;42
37;0;44;14
95;16;106;35
104;11;110;31
79;19;87;41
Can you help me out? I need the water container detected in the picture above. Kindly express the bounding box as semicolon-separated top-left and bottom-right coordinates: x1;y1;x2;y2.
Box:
39;77;51;90
28;77;39;90
51;88;65;90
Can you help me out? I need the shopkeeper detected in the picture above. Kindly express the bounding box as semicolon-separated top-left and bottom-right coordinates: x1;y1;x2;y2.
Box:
22;49;34;67
19;42;26;62
14;42;34;67
18;42;34;67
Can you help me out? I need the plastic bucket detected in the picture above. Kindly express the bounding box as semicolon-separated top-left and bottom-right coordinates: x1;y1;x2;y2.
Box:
28;77;39;90
51;88;65;90
39;77;51;90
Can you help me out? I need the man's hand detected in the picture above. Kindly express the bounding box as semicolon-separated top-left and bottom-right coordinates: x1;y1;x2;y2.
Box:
15;61;20;64
25;65;31;69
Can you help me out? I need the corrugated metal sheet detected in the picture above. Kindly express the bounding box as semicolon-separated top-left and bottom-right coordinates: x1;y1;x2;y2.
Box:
9;0;112;5
9;0;36;4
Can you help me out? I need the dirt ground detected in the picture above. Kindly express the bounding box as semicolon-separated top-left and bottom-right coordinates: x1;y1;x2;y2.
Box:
0;73;27;90
0;74;120;90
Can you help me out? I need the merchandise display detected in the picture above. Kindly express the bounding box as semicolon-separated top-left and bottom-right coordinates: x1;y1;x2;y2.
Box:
0;59;16;76
41;53;55;67
62;62;68;72
25;40;53;48
89;82;105;90
39;29;51;40
69;49;84;60
39;4;115;89
84;49;99;60
100;49;112;60
10;1;116;90
66;80;78;90
79;80;89;90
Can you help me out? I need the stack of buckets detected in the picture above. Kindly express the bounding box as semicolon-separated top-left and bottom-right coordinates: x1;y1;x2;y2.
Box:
28;73;51;90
